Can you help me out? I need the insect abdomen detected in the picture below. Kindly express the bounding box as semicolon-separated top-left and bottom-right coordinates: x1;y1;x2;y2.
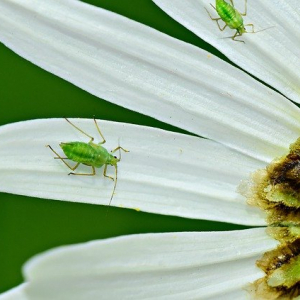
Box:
60;142;101;166
216;0;243;29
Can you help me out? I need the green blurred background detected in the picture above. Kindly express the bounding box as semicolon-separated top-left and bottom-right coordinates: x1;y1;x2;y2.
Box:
0;0;249;293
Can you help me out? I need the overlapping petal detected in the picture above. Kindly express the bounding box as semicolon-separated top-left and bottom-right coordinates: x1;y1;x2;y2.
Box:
0;0;295;297
0;284;27;300
0;118;265;225
153;0;300;105
0;0;299;162
12;228;277;299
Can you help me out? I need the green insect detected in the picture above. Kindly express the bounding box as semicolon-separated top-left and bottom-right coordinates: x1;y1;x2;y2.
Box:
206;0;254;43
46;118;129;206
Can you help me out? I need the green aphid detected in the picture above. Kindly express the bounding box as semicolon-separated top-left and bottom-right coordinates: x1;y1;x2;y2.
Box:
206;0;254;43
47;118;129;206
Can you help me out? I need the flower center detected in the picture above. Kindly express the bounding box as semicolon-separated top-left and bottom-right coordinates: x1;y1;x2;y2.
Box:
241;138;300;299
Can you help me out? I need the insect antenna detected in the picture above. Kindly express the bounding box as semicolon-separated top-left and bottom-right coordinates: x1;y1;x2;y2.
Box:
220;25;274;42
250;26;275;34
117;138;122;161
105;164;118;217
109;139;122;208
108;164;118;207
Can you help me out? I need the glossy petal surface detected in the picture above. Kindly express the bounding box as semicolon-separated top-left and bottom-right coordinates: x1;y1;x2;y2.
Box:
153;0;300;104
0;119;265;225
21;229;277;299
0;0;299;161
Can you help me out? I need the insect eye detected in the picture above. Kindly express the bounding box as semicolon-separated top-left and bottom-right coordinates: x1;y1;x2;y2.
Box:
114;156;117;159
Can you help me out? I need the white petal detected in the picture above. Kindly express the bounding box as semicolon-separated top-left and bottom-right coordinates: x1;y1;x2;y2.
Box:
153;0;300;104
0;0;299;161
20;228;277;299
0;118;265;225
0;284;27;300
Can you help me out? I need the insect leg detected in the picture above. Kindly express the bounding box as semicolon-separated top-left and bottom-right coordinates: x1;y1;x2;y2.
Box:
65;118;95;143
209;3;216;11
103;164;114;181
216;22;227;31
69;166;96;176
244;23;255;33
46;145;81;171
205;7;220;20
111;146;129;161
240;0;247;16
111;146;129;153
205;8;227;31
231;31;245;43
93;117;106;144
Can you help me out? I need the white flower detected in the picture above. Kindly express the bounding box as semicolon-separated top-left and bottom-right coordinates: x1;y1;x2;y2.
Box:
0;0;299;299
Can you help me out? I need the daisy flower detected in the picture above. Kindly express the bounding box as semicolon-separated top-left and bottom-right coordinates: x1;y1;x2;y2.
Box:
0;0;300;298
